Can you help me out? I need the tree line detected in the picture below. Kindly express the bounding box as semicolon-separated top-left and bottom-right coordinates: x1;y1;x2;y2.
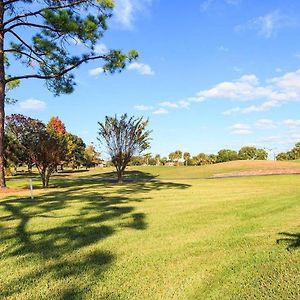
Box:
276;143;300;161
129;146;268;166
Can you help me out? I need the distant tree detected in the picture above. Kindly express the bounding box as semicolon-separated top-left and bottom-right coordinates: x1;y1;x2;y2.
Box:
154;154;161;166
174;150;183;162
129;156;144;166
255;148;268;160
6;114;66;187
217;149;238;163
238;146;267;160
160;157;167;165
65;133;86;169
238;146;258;160
143;153;152;166
98;114;151;183
183;152;191;166
276;152;289;161
84;144;101;168
207;154;217;164
47;116;66;135
169;152;176;162
192;153;208;166
0;1;139;188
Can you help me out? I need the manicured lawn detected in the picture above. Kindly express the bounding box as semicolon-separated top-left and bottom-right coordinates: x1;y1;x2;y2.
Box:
1;165;300;299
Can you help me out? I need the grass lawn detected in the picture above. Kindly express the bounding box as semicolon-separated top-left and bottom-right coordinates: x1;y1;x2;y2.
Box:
1;163;300;299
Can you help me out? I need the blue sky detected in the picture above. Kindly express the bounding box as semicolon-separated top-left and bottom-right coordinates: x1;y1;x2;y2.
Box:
6;0;300;158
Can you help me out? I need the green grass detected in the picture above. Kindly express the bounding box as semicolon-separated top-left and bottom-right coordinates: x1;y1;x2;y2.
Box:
1;163;300;299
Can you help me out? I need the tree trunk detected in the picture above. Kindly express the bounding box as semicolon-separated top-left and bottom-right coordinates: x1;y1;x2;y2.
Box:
117;169;123;183
0;1;6;188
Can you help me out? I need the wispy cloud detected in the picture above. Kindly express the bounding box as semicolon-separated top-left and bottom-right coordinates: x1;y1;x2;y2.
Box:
255;119;277;129
128;62;154;75
89;67;104;76
153;108;168;115
235;10;296;38
201;0;240;11
229;123;252;135
113;0;152;29
94;43;108;55
19;99;46;111
134;105;153;111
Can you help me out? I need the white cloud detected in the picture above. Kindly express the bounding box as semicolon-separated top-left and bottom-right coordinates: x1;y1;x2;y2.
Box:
235;10;295;38
229;123;252;135
255;119;277;129
113;0;152;29
19;99;46;111
94;43;108;55
231;129;252;135
159;100;190;109
230;123;251;130
218;45;229;52
282;119;300;128
222;107;241;115
89;67;104;76
275;67;283;73
153;108;168;115
128;62;154;75
134;105;153;111
190;68;300;115
159;101;178;108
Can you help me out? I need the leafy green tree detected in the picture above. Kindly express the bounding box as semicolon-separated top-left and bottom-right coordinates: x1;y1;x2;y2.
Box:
65;133;86;169
238;146;257;160
255;148;268;160
276;152;289;161
192;153;208;166
98;114;151;183
207;154;217;164
0;0;138;188
217;149;238;163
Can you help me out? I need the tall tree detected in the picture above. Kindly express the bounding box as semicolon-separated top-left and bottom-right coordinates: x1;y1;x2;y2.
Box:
0;1;138;188
98;114;151;183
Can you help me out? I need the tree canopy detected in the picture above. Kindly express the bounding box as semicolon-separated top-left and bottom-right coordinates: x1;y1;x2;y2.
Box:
98;114;151;182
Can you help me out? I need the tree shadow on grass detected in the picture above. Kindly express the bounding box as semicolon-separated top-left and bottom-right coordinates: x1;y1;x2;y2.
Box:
0;175;190;299
276;232;300;250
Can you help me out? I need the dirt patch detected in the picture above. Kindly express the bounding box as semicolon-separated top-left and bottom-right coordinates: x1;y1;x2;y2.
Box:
213;168;300;178
0;187;28;194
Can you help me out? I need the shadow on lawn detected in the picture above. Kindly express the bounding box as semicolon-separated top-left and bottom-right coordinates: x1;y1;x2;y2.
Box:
0;174;190;299
277;232;300;250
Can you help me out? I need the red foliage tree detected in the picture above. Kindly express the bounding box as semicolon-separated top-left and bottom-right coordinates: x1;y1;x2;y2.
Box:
47;116;66;135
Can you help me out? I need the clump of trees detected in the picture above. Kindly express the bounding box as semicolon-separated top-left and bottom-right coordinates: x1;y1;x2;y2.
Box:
276;143;300;161
4;114;96;188
98;114;151;183
0;1;139;188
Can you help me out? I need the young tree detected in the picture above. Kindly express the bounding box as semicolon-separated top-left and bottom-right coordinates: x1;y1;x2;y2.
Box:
98;114;151;183
0;1;138;188
6;114;67;188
